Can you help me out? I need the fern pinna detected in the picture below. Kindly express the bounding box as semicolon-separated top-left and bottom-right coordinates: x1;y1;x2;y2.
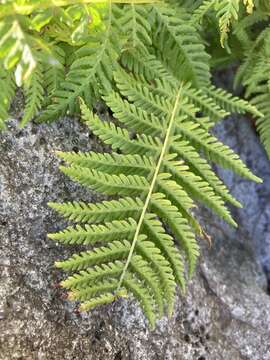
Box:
48;53;261;327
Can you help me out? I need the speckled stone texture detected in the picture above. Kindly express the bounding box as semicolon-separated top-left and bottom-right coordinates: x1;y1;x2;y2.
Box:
0;113;270;360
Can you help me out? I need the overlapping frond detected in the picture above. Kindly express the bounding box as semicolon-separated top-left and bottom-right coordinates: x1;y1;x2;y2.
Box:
43;46;66;98
49;55;261;327
21;62;44;127
150;4;211;86
39;4;122;122
235;30;270;158
120;3;152;53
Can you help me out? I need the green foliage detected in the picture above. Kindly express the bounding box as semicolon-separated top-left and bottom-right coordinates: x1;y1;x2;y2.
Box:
0;0;269;327
0;0;154;127
48;49;261;326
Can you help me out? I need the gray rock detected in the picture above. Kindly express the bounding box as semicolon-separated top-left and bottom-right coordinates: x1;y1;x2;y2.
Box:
0;114;269;360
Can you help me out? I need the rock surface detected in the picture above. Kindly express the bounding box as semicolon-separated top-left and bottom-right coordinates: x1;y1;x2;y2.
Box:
0;113;270;360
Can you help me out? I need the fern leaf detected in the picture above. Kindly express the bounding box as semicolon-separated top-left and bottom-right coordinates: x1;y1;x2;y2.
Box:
56;150;154;176
123;274;156;328
61;261;125;289
204;84;263;118
175;119;262;183
48;197;143;223
81;104;160;155
216;0;240;47
56;240;131;271
60;166;149;195
104;91;166;136
150;192;199;277
79;292;120;312
21;62;44;127
39;4;122;121
190;0;216;24
43;45;65;98
50;57;261;327
48;218;137;245
120;3;152;52
142;215;186;289
171;140;241;207
151;4;211;86
136;236;176;316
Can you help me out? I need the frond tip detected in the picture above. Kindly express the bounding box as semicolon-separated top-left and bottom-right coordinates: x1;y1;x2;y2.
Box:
49;55;261;328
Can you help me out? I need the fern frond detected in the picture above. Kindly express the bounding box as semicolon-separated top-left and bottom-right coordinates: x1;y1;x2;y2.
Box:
190;0;216;24
43;45;65;98
174;119;262;182
56;150;154;176
150;4;211;86
39;4;122;122
48;197;143;223
56;240;132;271
150;192;199;277
216;0;240;47
50;57;261;327
204;84;263;118
162;159;237;227
120;3;152;52
251;90;270;158
21;62;44;126
61;165;149;195
48;218;137;245
235;30;270;158
171;139;241;207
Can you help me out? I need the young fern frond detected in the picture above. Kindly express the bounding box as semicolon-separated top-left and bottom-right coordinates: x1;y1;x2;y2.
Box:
49;57;261;327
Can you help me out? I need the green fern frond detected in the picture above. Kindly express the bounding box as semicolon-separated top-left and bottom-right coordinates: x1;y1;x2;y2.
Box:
150;4;211;86
39;4;122;122
21;63;44;127
56;150;154;175
120;3;152;52
204;84;263;118
251;90;270;158
236;35;270;158
49;218;137;245
48;197;143;223
43;45;65;98
215;0;255;47
49;56;261;326
190;0;216;25
216;0;240;47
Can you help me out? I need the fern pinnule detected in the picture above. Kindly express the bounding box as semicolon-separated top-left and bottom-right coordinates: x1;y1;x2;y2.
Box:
204;84;264;118
48;197;144;223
